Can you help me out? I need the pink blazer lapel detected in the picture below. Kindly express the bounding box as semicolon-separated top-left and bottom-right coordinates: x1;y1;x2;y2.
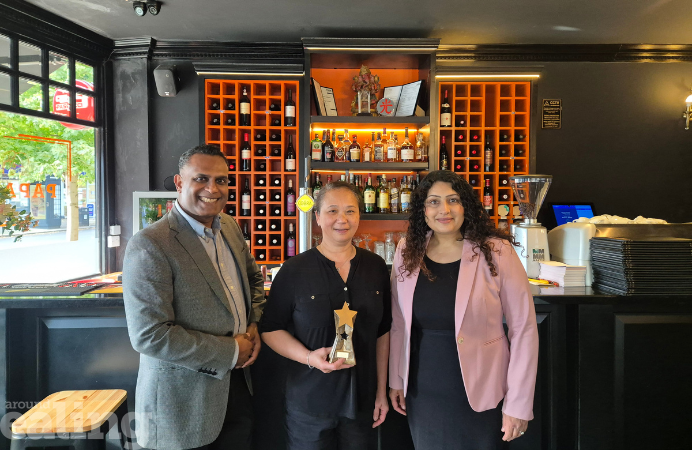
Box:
455;239;480;338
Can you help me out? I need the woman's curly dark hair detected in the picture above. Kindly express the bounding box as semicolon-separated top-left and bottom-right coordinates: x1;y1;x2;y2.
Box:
400;170;517;281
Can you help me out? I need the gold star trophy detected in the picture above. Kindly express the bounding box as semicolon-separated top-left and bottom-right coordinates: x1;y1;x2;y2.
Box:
329;302;357;365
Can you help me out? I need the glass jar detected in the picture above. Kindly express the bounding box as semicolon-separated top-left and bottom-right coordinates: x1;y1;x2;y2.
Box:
384;232;395;265
374;241;386;260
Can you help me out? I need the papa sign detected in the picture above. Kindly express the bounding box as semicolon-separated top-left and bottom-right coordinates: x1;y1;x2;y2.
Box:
52;80;94;130
4;183;58;199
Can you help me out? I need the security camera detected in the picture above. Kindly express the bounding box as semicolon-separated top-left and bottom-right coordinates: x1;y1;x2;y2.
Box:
147;1;161;15
133;1;146;16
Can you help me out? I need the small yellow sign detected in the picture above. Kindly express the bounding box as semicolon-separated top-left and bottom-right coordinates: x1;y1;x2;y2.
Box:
296;194;315;213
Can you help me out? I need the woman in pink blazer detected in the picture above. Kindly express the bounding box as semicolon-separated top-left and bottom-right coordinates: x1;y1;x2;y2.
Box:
389;170;539;449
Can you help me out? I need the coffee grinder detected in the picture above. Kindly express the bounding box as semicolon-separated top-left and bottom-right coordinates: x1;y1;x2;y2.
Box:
509;175;553;278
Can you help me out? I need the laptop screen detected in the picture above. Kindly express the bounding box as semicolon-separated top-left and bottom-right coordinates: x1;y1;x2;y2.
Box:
552;204;595;226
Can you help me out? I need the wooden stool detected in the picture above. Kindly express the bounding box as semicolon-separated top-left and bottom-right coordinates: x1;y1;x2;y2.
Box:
10;390;130;450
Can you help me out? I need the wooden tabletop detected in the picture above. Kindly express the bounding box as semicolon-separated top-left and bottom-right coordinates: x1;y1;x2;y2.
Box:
12;389;127;434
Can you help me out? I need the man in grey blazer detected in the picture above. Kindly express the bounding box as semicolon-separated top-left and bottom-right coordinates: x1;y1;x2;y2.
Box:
123;144;265;450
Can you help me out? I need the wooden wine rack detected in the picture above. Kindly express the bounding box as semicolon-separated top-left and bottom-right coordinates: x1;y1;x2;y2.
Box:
204;79;299;264
438;81;531;225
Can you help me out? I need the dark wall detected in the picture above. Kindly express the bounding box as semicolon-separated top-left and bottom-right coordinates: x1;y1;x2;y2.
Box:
149;61;201;191
534;62;692;223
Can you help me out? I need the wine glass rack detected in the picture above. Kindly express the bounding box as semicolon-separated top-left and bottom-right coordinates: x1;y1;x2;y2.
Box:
438;81;531;225
205;79;299;264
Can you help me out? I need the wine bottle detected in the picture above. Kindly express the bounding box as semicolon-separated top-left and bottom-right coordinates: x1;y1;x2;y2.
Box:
228;206;236;216
242;222;251;249
241;178;251;216
210;99;219;110
499;147;508;157
483;179;493;213
255;235;264;246
269;219;281;231
469;178;478;186
257;204;266;216
470;163;480;172
312;173;323;198
470;132;480;142
229;190;236;201
270;235;280;246
255;131;266;141
311;133;323;161
270;132;281;142
323;130;334;162
225;116;235;126
514;162;522;171
364;176;376;213
287;223;296;257
255;146;266;157
285;89;295;127
269;100;281;111
500;193;509;201
210;116;220;125
228;160;236;171
349;134;361;162
271;205;282;216
286;179;296;216
257;251;266;261
515;132;525;142
226;100;235;110
272;177;281;187
455;147;463;158
285;135;296;172
500;177;509;186
515;148;525;157
499;162;509;172
257;161;266;171
271;118;281;126
499;132;509;142
271;146;281;157
440;90;452;127
256;221;265;231
257;176;266;187
400;127;414;162
439;136;449;170
457;118;466;127
272;191;281;201
241;133;251;172
256;191;266;201
470;147;480;157
239;87;250;126
454;163;463;172
455;131;465;142
484;135;494;172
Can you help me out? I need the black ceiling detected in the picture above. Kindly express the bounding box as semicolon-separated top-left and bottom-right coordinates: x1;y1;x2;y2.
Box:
22;0;692;45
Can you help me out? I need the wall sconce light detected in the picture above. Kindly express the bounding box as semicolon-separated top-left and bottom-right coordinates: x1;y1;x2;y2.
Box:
684;91;692;130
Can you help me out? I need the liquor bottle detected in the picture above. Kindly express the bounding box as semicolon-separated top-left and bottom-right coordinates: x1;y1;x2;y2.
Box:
241;179;251;216
272;176;281;187
269;219;281;231
455;131;465;142
362;133;374;162
390;178;400;213
254;131;266;141
256;191;266;201
269;100;281;111
226;99;235;110
439;136;449;170
210;99;220;110
470;147;480;157
271;118;281;126
286;179;296;216
342;130;352;161
334;135;347;162
271;205;282;216
312;173;323;198
225;116;235;126
515;132;525;142
400;127;415;162
272;191;281;201
271;146;281;157
311;133;323;161
256;221;265;231
326;175;333;185
470;132;480;142
255;146;266;157
287;223;296;257
364;176;376;213
257;204;266;216
349;134;361;162
415;133;427;162
270;132;281;142
255;235;265;246
210;116;220;125
239;87;250;126
242;222;251;249
483;179;493;214
484;135;494;172
377;175;390;213
386;132;398;162
285;135;296;172
373;131;385;162
470;162;480;172
440;90;452;127
400;176;412;212
285;89;296;127
229;190;237;201
323;130;334;162
241;133;251;172
413;173;420;190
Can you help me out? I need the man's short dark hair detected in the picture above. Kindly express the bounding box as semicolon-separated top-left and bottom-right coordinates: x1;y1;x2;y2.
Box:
178;145;226;172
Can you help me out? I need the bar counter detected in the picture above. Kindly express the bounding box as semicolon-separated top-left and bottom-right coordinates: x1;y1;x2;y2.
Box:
0;288;689;450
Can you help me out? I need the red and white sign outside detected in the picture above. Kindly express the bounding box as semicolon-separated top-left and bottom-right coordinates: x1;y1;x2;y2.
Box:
52;80;94;130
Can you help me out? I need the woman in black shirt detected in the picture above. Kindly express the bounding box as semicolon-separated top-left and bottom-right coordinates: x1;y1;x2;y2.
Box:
261;181;391;450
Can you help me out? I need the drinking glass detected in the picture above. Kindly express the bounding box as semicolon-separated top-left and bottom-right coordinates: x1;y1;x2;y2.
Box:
312;233;321;248
384;232;395;264
374;241;386;260
362;233;372;251
352;236;363;248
